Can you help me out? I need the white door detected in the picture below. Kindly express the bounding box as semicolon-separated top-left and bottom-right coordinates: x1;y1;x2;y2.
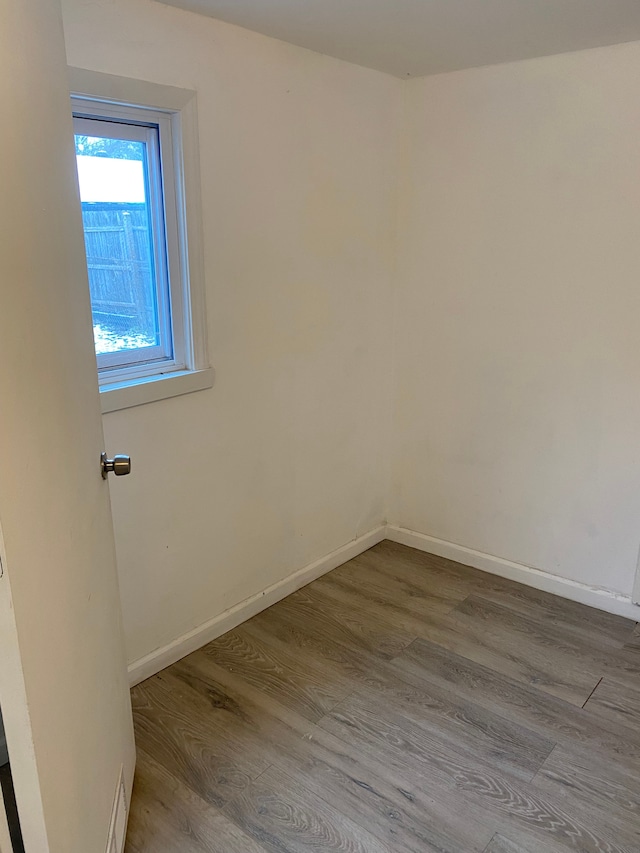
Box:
0;2;136;852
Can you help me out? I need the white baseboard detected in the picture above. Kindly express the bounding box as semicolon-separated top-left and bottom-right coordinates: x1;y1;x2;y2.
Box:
128;525;387;686
128;522;640;686
387;525;640;621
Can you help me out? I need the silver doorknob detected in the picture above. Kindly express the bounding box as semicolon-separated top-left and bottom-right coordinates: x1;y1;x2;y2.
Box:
101;452;132;479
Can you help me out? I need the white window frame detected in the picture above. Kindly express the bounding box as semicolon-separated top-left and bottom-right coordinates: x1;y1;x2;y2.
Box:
69;68;212;413
73;108;178;374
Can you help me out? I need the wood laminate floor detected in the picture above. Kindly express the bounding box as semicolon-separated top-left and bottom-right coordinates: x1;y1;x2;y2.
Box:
125;541;640;853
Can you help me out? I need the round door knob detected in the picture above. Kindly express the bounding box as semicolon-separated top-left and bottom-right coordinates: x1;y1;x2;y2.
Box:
101;452;132;479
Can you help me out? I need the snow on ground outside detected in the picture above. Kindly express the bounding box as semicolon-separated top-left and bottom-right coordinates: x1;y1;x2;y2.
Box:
93;324;154;355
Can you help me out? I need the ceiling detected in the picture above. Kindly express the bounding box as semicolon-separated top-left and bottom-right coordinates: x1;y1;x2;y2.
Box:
156;0;640;78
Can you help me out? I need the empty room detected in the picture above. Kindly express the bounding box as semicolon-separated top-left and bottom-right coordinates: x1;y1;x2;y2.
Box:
1;0;640;851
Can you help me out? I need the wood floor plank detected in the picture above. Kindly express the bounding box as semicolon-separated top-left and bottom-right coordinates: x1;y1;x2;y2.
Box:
312;570;459;643
314;566;630;708
273;735;493;853
446;594;628;703
131;671;269;807
533;744;640;846
317;553;464;621
484;836;528;853
468;589;633;651
582;676;640;732
367;542;634;650
412;594;631;705
126;541;640;853
483;834;561;853
624;623;640;650
351;545;476;609
202;622;351;721
173;648;316;737
169;652;316;763
126;746;269;853
364;540;502;597
174;650;497;852
252;591;555;782
281;583;416;660
319;694;634;853
395;637;640;763
222;764;396;853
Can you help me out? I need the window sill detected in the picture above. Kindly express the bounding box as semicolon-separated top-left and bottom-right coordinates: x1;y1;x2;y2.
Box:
100;367;214;414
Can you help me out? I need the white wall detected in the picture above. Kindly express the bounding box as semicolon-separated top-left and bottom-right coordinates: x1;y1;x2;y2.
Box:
62;0;640;665
61;0;401;666
392;42;640;597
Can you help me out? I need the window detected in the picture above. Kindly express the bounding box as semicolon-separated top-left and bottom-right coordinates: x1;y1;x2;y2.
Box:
74;103;179;374
69;71;211;413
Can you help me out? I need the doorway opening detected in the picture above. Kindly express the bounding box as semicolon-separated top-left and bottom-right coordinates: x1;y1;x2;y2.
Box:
0;708;24;853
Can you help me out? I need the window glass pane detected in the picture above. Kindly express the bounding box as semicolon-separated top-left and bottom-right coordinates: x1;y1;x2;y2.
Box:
74;133;161;356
